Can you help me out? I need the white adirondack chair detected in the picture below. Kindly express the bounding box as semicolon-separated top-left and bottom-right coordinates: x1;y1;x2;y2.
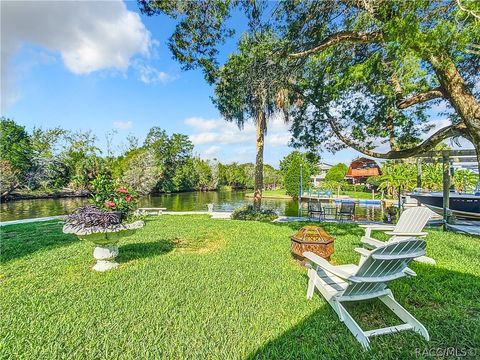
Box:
359;207;435;264
304;238;430;350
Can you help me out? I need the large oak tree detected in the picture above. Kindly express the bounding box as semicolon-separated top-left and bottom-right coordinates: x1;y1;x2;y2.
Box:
140;0;480;179
281;0;480;169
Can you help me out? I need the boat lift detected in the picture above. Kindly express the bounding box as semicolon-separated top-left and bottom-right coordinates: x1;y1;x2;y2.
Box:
411;149;479;233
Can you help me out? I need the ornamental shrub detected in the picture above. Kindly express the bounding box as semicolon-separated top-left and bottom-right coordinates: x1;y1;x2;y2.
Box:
231;205;278;222
90;175;137;218
66;205;121;230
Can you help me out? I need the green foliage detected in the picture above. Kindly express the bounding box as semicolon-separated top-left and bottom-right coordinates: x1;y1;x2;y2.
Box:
90;175;137;217
366;176;382;188
375;161;478;195
325;163;348;182
263;164;282;188
1;217;479;358
453;168;478;192
0;117;33;174
231;205;278;222
218;162;266;189
0;160;19;196
142;1;480;159
282;2;480;156
377;162;417;197
280;151;316;198
122;149;160;196
213;32;293;127
421;163;443;191
193;158;219;191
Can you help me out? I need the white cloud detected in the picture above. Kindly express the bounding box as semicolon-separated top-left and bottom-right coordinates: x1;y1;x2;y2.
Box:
266;134;291;146
185;115;292;163
186;116;290;146
1;0;151;110
135;63;175;84
185;117;219;132
113;121;133;130
203;145;221;158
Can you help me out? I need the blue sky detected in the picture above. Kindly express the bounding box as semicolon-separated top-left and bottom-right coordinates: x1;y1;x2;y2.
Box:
0;1;466;167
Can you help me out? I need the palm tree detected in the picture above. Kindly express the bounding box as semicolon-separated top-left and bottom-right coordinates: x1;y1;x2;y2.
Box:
377;162;416;197
213;33;292;209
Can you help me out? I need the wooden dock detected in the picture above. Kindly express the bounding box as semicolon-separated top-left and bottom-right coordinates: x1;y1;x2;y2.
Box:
446;220;480;237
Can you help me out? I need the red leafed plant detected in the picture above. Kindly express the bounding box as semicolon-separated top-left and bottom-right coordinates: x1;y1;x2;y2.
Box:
90;175;138;219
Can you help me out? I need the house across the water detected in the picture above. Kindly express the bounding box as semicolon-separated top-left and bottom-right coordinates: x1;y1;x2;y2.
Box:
345;157;381;184
311;161;333;187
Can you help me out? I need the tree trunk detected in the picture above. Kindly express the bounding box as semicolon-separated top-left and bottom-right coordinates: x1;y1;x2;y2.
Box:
429;53;480;174
253;109;266;210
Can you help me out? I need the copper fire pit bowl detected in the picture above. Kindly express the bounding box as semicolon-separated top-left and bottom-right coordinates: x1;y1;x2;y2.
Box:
290;226;335;264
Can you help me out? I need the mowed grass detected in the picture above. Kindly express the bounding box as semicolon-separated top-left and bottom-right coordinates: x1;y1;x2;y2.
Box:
245;189;292;199
1;216;479;359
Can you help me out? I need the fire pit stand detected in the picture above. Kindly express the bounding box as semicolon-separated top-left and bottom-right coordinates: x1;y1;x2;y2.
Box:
290;226;335;264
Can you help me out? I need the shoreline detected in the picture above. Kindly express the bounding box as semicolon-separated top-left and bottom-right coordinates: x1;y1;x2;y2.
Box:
1;188;243;203
1;190;90;202
244;193;293;200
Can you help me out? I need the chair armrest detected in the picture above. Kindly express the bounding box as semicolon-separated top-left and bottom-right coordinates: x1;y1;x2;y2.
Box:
358;224;395;230
358;224;395;237
385;231;428;237
361;237;385;248
303;251;360;282
354;247;372;257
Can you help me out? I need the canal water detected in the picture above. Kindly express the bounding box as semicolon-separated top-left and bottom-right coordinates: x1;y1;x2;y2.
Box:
0;191;385;222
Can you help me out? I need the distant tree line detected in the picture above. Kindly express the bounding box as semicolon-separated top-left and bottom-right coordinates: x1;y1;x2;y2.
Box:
316;160;477;198
0;118;283;199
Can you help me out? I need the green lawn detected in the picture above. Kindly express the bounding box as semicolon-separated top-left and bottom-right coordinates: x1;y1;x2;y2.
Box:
1;216;479;359
339;190;384;200
245;189;292;199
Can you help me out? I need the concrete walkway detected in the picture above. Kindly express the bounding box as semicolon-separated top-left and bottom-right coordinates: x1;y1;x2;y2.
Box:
273;216;383;224
163;211;232;219
0;211;233;227
0;215;66;227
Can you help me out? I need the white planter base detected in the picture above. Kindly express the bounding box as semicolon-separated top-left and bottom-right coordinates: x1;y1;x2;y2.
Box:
93;245;119;272
93;260;119;271
63;220;144;272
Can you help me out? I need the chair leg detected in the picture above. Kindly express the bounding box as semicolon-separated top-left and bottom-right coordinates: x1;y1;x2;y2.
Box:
379;293;430;341
336;301;370;350
306;268;315;299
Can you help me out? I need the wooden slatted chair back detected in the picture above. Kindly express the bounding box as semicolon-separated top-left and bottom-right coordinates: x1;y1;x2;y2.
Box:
394;207;431;234
342;238;426;299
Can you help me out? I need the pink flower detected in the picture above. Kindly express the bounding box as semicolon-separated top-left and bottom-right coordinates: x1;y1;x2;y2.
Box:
117;187;128;194
125;195;132;202
104;200;116;208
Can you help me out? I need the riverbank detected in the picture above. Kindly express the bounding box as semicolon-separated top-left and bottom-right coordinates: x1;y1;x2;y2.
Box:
1;189;90;202
245;189;392;202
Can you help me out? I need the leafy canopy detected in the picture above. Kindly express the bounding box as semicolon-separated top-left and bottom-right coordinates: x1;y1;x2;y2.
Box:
325;163;348;183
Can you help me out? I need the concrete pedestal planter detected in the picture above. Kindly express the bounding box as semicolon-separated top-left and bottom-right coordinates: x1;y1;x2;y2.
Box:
63;220;144;271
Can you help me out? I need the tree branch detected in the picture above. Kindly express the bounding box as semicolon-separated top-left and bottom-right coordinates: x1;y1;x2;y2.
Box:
396;87;445;109
389;69;445;109
290;31;382;58
328;119;466;159
456;0;480;20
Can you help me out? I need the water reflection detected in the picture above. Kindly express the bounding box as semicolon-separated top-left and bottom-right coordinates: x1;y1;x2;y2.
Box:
1;191;386;222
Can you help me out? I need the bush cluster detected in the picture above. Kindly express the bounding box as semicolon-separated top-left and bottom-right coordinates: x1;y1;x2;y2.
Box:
90;175;137;217
231;205;278;222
